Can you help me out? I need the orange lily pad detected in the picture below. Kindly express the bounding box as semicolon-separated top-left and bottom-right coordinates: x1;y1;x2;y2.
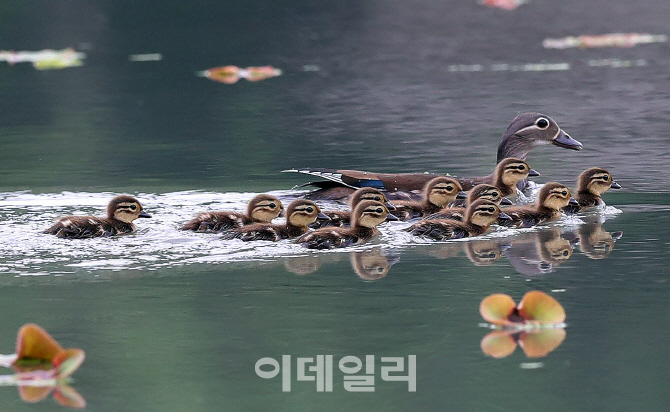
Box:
14;324;64;365
18;386;53;403
480;330;518;358
479;293;518;326
480;291;565;327
52;349;86;378
53;385;86;408
518;329;566;358
517;291;566;324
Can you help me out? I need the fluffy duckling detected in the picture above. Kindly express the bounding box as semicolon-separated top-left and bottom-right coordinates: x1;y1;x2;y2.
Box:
310;187;395;229
181;194;283;232
286;113;578;200
404;199;511;240
500;182;578;228
459;157;540;197
563;167;621;214
44;195;151;239
426;183;512;221
390;177;465;220
296;200;398;249
226;199;328;241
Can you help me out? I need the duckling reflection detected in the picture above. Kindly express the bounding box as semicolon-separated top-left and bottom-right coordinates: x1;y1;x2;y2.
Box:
283;255;322;275
576;222;623;259
464;240;509;266
350;249;400;281
502;228;576;276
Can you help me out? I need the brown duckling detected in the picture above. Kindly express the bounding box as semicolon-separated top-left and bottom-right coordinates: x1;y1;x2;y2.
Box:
226;199;329;241
296;200;398;249
350;249;400;281
310;187;395;229
181;194;283;232
285;113;579;200
404;199;511;241
500;182;578;228
390;177;465;220
44;195;151;239
426;183;512;221
563;167;621;214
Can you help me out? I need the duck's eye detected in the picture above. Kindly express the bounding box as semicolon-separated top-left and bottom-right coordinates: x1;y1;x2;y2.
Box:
488;207;495;213
536;117;550;129
130;204;137;211
445;186;453;191
375;208;383;214
602;175;610;181
517;165;526;170
563;250;569;256
305;207;314;213
492;192;499;197
268;203;276;209
561;191;567;196
374;196;381;201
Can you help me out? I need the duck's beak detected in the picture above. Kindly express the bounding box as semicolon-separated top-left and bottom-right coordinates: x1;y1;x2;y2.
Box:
317;212;331;221
500;198;513;205
552;130;583;151
610;181;622;189
498;212;512;221
385;213;399;221
139;211;152;218
384;201;396;211
456;191;468;199
568;198;579;206
527;169;541;177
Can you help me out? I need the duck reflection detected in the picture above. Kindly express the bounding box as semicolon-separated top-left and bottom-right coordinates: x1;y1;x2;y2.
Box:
503;228;576;276
463;240;509;266
577;223;623;259
282;248;400;280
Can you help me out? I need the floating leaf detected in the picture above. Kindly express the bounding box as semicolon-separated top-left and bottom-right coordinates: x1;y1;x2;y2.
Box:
480;331;518;358
14;324;64;365
519;329;566;358
479;293;517;325
517;291;566;324
18;386;53;403
53;385;86;408
52;349;86;378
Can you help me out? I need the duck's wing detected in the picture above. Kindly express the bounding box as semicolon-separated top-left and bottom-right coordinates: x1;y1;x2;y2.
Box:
44;216;107;239
284;168;439;193
181;212;246;232
404;220;465;241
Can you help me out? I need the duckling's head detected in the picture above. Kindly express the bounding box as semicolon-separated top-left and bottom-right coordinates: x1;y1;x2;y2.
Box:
107;195;151;223
465;199;505;227
352;200;396;228
286;199;327;228
424;177;464;207
497;113;582;162
468;184;505;205
577;167;621;196
538;182;575;210
495;158;538;188
247;194;283;222
350;249;398;281
349;187;395;210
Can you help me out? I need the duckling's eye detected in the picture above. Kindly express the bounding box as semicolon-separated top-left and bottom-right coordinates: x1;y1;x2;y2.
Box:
563;250;569;256
130;204;137;211
446;186;453;191
305;207;314;213
268;203;276;208
517;165;526;170
536;117;550;129
602;175;610;181
374;196;381;201
561;191;567;196
492;192;499;197
375;208;383;214
487;207;495;213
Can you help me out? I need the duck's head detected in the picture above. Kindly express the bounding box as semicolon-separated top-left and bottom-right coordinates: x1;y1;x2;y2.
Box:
349;187;395;211
467;184;510;205
495;158;540;188
247;194;283;222
577;167;621;196
466;199;509;227
286;199;329;228
350;249;398;281
352;200;397;228
107;195;151;223
497;113;582;162
424;177;464;207
538;182;577;210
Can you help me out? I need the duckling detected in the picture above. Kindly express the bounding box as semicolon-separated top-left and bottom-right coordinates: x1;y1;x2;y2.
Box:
350;249;400;281
425;183;512;221
562;167;621;214
285;113;580;200
296;201;398;249
44;195;151;239
225;199;328;241
404;199;511;240
310;187;395;229
181;194;283;232
500;182;578;228
390;177;465;220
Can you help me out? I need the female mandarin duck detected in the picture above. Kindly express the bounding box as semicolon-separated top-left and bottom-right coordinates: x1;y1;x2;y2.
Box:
225;199;329;241
285;113;581;200
404;199;511;241
500;182;578;228
310;187;395;229
181;194;283;232
44;195;151;239
390;177;465;220
563;167;621;214
425;183;512;221
296;200;398;249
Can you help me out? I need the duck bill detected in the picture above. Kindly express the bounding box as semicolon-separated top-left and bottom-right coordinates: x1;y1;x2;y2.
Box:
384;201;396;211
139;211;152;218
568;198;579;206
385;213;399;222
552;130;583;151
317;212;331;221
527;169;541;177
610;181;622;189
498;212;512;221
456;191;468;199
500;198;513;206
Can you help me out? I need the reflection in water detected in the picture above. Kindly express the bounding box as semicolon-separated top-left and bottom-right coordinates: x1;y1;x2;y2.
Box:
282;248;399;280
0;48;86;70
578;223;623;260
480;329;566;359
503;228;576;276
197;65;283;84
463;240;508;266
